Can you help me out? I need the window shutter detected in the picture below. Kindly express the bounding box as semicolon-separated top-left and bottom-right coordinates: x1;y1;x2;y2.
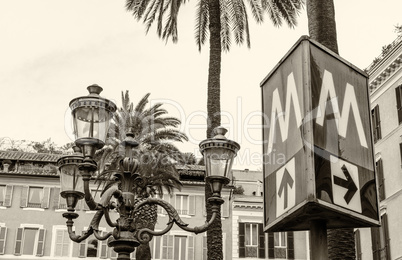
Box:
52;187;60;209
355;229;362;260
14;228;23;255
376;159;385;201
382;214;391;260
287;231;294;259
4;185;13;207
36;229;46;256
188;236;194;260
78;231;86;257
0;227;7;255
222;196;230;218
258;224;265;258
100;231;108;259
202;196;207;217
371;227;381;260
171;195;176;213
238;223;245;258
188;195;196;215
20;186;29;208
41;187;51;208
168;235;174;260
157;194;164;214
396;86;402;124
375;106;381;141
162;195;171;215
268;232;274;259
202;236;207;260
372;106;381;142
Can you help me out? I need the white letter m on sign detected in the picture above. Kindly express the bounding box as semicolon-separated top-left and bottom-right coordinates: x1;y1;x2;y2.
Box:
315;70;368;148
267;73;303;155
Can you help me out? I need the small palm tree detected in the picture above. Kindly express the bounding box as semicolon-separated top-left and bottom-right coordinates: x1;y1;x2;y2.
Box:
95;91;188;259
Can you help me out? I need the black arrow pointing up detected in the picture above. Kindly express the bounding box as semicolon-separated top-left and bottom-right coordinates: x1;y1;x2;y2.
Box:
333;165;358;204
278;168;294;209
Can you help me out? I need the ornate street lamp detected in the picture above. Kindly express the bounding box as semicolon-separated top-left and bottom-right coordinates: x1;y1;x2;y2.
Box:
59;86;240;260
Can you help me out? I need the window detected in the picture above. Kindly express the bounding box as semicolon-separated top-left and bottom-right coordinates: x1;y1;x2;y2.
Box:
267;232;294;259
176;195;189;215
371;105;381;143
79;229;110;258
0;224;7;255
274;232;287;258
0;185;12;207
239;223;265;258
376;159;385;201
150;234;194;260
371;214;391;260
14;226;46;256
395;85;402;124
51;227;72;257
175;195;195;215
20;186;50;209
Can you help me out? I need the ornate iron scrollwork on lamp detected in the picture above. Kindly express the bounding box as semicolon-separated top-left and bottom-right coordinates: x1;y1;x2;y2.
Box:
59;86;240;260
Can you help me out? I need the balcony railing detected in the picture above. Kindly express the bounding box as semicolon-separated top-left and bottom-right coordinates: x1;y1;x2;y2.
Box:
27;202;42;208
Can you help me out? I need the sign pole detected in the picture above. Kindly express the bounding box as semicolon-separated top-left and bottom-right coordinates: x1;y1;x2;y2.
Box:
310;220;328;260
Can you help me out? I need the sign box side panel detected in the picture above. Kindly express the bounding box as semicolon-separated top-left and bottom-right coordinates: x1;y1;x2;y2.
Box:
309;44;379;222
262;39;311;229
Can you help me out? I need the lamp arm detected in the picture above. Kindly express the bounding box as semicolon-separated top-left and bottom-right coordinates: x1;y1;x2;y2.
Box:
134;197;220;244
66;221;93;243
137;222;174;244
93;229;113;240
103;207;117;227
178;211;218;234
82;176;99;210
100;186;121;227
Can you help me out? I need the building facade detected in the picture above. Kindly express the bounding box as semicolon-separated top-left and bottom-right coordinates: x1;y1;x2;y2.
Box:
0;151;232;260
355;35;402;260
231;169;310;260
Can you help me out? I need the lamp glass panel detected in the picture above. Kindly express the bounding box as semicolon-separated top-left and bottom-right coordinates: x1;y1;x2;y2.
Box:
204;147;235;178
72;107;111;142
59;164;84;193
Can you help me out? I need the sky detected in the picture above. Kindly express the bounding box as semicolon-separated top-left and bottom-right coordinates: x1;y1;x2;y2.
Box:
0;0;401;170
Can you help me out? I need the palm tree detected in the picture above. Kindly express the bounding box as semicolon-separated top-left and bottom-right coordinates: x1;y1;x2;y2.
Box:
95;91;188;259
306;0;355;258
125;0;304;259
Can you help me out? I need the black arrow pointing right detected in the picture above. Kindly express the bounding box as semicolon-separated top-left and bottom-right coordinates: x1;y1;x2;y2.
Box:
333;164;358;204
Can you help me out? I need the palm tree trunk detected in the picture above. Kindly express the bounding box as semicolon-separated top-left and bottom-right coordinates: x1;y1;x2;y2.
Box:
306;0;355;259
206;1;223;260
206;0;222;138
306;0;338;54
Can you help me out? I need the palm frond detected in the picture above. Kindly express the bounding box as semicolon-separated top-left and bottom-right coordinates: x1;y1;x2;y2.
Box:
134;93;151;114
262;0;282;27
220;0;231;52
195;0;209;51
241;0;251;48
230;0;245;45
247;0;263;23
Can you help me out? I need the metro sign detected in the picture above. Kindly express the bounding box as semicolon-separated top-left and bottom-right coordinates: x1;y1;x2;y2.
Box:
262;36;379;232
